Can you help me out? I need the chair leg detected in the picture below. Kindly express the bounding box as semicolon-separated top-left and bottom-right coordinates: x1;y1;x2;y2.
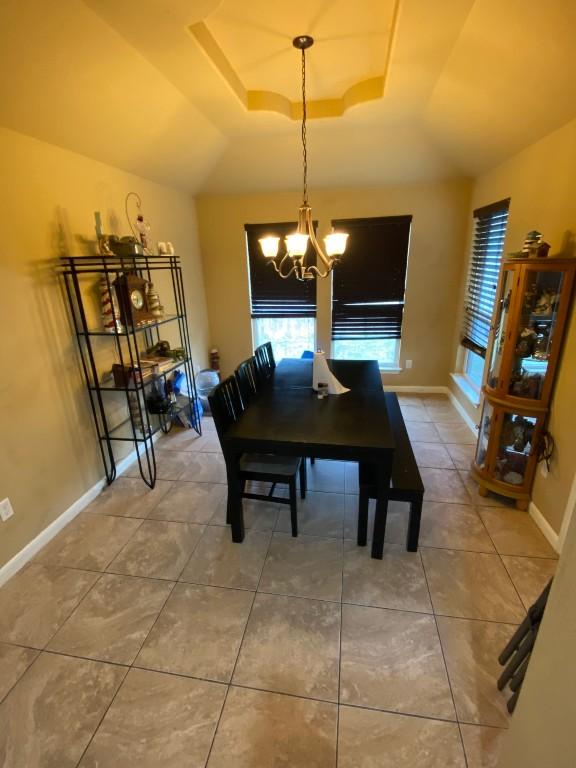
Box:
406;495;422;552
357;487;369;546
299;458;307;499
289;478;298;537
228;478;246;524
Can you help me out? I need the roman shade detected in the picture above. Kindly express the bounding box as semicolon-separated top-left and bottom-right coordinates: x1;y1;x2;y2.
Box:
245;222;317;318
461;198;510;356
331;216;412;340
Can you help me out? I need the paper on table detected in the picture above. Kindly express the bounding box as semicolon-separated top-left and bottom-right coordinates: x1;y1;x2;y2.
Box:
312;351;350;395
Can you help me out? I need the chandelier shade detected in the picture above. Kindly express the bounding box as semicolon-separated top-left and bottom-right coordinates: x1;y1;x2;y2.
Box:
258;36;348;281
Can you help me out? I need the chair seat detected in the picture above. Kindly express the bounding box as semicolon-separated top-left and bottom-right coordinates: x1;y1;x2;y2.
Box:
240;453;301;477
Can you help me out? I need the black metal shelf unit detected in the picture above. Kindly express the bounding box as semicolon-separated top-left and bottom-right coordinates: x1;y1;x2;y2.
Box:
60;253;201;488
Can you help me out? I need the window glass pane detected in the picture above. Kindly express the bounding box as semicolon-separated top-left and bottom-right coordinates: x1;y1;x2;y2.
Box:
252;317;315;361
465;349;485;388
332;338;399;368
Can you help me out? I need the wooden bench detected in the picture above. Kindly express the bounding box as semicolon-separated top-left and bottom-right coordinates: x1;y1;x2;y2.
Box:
357;392;424;552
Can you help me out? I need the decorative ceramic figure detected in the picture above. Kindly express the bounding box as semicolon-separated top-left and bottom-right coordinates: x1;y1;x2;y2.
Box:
146;282;164;320
100;275;122;333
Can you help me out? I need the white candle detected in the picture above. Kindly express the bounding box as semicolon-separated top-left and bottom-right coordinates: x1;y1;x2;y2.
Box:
94;211;103;238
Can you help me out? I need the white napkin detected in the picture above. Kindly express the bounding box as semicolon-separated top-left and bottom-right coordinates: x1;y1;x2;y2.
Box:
312;351;350;395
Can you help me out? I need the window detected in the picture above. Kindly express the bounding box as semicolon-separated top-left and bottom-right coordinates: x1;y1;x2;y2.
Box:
245;222;316;360
331;215;412;368
461;199;510;389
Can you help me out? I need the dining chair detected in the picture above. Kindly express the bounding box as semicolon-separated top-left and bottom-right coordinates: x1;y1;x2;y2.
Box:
254;341;276;380
235;356;260;406
209;375;305;536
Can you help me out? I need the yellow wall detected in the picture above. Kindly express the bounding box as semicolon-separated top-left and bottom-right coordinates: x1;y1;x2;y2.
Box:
450;117;576;535
196;179;472;382
0;126;209;570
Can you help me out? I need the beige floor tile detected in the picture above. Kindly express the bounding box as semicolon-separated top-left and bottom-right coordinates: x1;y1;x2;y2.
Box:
396;393;428;406
107;520;204;580
421;548;525;622
275;491;345;537
48;574;173;664
147;481;226;524
259;533;343;601
436;423;477;445
436;616;513;727
177;452;227;483
340;604;455;719
207;686;337;768
345;462;359;494
307;459;346;493
180;526;271;590
0;652;126;768
0;643;39;703
412;442;455;469
209;497;281;531
501;555;556;609
79;668;226;768
405;421;441;443
34;513;142;571
478;507;558;558
401;404;432;422
445;443;475;471
421;468;471;504
344;497;409;546
459;471;512;508
419;502;495;552
201;416;217;433
85;478;173;518
0;564;99;648
460;724;506;768
343;541;432;613
233;593;340;701
338;706;466;768
136;583;253;682
157;431;221;454
424;401;463;423
155;426;205;452
123;451;196;481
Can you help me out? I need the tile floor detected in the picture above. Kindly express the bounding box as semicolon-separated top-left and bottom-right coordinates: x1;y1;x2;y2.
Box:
0;394;558;767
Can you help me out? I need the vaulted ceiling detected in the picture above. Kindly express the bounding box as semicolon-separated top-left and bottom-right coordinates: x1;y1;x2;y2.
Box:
1;0;575;194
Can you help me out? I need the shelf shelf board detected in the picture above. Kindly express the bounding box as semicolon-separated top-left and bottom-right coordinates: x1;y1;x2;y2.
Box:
81;314;183;337
92;358;189;392
103;395;196;442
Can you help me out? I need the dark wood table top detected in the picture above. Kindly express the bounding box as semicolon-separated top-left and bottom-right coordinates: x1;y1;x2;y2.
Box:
223;360;393;461
272;358;383;392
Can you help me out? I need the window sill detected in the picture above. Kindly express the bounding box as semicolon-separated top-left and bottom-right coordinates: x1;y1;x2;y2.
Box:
379;367;402;374
451;373;481;407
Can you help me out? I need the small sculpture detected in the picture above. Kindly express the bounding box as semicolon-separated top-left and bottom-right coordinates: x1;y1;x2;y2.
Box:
100;275;122;333
146;283;164;320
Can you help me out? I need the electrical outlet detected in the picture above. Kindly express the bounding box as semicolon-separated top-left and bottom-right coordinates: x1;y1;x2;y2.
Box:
0;498;14;522
405;359;413;369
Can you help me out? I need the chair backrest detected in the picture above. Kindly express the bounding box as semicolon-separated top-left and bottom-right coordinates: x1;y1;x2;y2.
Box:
235;356;260;406
208;375;244;443
255;341;276;380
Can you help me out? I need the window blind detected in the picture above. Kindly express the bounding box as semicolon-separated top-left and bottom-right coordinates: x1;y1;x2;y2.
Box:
461;199;510;356
331;216;412;340
245;222;317;318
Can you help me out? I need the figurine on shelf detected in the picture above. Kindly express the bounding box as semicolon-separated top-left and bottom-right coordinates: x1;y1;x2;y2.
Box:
135;214;151;254
533;291;558;316
514;328;536;357
146;283;164;320
100;275;123;334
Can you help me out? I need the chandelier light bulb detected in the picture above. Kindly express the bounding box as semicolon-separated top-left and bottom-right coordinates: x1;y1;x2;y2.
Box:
259;236;280;258
324;231;349;257
285;232;309;257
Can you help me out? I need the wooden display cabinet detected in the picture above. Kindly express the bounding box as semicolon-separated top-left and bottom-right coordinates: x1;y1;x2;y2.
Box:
472;256;575;509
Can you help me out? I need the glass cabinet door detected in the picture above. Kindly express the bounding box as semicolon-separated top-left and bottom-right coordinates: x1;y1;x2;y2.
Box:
487;268;515;390
509;268;565;401
475;401;493;470
492;410;537;486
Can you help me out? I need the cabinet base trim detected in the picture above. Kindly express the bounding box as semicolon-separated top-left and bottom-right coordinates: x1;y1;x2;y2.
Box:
0;442;158;588
529;500;560;554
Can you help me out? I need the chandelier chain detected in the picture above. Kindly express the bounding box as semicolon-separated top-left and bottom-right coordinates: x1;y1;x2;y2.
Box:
301;47;308;206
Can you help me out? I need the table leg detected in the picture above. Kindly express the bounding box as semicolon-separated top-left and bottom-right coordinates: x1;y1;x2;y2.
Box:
371;456;392;559
225;451;244;543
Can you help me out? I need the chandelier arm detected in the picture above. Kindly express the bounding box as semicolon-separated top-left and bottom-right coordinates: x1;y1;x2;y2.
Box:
307;223;333;270
268;256;298;280
304;263;330;279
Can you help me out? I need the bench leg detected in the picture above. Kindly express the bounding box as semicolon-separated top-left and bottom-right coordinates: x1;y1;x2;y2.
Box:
406;495;423;552
299;458;307;499
289;478;298;537
357;488;369;547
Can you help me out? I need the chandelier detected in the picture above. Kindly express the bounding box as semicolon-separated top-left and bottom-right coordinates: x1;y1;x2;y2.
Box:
259;36;348;281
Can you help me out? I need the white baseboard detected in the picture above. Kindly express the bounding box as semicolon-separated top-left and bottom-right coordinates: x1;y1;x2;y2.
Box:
382;384;448;394
0;444;155;588
529;500;560;554
445;389;478;437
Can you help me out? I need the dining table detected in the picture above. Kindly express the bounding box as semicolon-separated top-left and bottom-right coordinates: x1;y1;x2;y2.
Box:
221;358;395;559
